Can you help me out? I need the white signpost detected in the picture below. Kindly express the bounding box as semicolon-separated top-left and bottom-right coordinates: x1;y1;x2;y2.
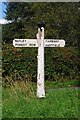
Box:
13;22;65;98
13;39;65;47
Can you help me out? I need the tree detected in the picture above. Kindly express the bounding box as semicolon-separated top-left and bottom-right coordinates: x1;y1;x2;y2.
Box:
2;2;79;82
3;2;79;47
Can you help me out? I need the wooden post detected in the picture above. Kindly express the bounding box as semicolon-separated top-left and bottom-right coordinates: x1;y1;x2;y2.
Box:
37;27;45;98
13;22;65;98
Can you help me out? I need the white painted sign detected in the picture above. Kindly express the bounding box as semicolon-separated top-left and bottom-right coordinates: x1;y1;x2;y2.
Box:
13;39;38;47
45;39;65;47
13;26;65;98
13;39;65;47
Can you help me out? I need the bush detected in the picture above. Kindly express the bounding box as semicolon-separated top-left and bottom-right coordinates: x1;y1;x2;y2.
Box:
2;44;79;84
45;47;79;81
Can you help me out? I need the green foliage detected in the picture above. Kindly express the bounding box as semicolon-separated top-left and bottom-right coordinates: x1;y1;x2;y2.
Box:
3;2;79;47
3;84;79;118
2;44;37;82
45;47;79;81
2;2;79;83
2;44;79;83
45;80;79;89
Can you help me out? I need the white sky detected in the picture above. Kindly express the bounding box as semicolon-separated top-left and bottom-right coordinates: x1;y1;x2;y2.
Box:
0;19;12;24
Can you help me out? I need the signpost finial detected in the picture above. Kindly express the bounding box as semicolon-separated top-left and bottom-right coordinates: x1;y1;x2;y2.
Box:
37;21;45;31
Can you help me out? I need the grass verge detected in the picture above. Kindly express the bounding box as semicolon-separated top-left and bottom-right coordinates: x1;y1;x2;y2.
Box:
2;80;79;119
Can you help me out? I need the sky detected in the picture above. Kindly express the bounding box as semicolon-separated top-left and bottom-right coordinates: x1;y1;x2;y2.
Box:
0;2;7;19
0;3;2;19
0;0;9;24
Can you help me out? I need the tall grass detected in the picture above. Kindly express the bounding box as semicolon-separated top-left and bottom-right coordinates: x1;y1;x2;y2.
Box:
3;76;36;101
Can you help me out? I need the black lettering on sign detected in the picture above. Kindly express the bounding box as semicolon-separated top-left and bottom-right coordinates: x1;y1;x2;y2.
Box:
45;44;60;47
53;41;59;42
15;44;27;46
29;44;36;46
15;39;25;42
46;40;59;42
15;40;18;42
